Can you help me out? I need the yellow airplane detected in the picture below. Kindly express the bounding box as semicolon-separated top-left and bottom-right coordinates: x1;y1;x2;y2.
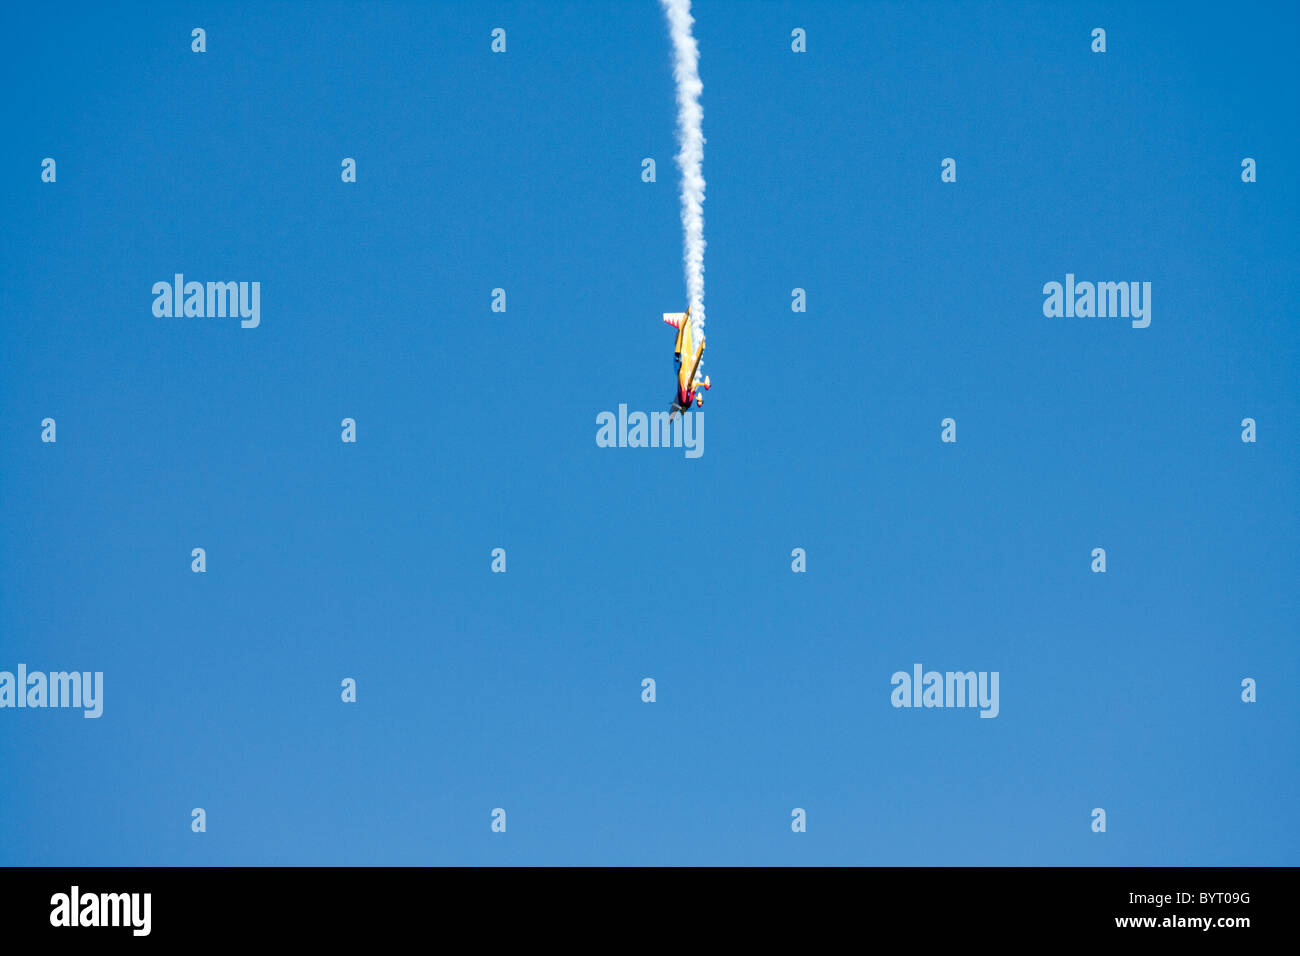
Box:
663;307;710;419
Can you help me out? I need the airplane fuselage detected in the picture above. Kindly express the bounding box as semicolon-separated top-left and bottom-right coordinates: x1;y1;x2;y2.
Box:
664;306;708;415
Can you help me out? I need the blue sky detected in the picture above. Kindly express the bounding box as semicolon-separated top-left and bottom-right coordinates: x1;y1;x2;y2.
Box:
1;0;1296;865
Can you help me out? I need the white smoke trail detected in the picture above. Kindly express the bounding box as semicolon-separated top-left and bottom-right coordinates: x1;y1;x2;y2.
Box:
660;0;705;341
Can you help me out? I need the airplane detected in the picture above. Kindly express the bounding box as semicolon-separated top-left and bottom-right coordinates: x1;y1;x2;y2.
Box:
663;306;710;419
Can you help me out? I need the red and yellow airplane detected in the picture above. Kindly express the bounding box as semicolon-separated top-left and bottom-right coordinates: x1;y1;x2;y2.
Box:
663;307;710;418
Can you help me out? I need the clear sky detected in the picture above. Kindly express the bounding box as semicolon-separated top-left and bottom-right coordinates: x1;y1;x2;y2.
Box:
2;0;1296;865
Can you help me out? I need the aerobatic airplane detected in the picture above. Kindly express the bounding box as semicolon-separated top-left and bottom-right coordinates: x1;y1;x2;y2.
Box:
663;307;710;419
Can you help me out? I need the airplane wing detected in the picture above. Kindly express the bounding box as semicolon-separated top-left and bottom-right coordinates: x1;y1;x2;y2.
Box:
684;338;705;391
663;312;687;329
